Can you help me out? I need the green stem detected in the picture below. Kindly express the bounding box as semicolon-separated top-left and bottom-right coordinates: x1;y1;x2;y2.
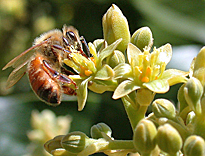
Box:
121;97;148;131
193;114;205;139
108;140;134;150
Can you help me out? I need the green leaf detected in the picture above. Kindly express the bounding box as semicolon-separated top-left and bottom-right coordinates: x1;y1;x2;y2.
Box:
113;80;140;99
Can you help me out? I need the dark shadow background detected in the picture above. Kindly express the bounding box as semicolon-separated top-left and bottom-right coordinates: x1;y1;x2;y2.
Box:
1;0;205;155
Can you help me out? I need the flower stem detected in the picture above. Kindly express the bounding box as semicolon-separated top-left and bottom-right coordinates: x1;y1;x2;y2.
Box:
193;114;205;139
108;140;134;150
121;97;148;131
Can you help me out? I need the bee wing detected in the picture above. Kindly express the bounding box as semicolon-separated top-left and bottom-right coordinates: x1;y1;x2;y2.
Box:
2;39;49;70
6;62;28;88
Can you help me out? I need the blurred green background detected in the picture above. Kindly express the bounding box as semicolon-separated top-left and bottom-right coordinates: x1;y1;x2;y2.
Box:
1;0;205;155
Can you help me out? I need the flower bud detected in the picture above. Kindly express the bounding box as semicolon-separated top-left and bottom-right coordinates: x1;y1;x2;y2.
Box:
158;117;168;125
193;46;205;86
184;77;203;114
61;132;90;154
183;135;205;156
44;135;65;154
152;98;176;119
91;123;112;139
156;124;182;155
107;50;125;68
93;39;106;52
178;84;189;112
102;4;130;52
136;88;155;106
177;84;191;121
133;119;157;155
131;27;153;51
186;111;195;125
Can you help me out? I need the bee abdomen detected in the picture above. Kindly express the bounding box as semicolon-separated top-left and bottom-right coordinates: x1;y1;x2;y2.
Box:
28;55;61;105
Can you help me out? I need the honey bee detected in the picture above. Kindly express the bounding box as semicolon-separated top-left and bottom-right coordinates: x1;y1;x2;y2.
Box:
2;25;90;106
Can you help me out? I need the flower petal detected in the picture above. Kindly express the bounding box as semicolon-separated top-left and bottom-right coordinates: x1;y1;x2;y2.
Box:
157;43;172;65
113;80;140;99
95;64;114;80
98;39;122;66
88;81;116;93
127;43;142;66
93;39;105;52
88;42;98;61
143;79;169;93
114;63;132;79
193;46;205;86
76;77;91;111
160;69;188;86
64;58;81;74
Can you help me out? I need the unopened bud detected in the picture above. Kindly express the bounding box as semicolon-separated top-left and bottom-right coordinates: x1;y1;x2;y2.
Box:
186;111;195;125
61;132;90;154
44;135;65;154
183;135;205;156
156;124;182;155
107;50;125;68
131;27;153;51
178;84;189;111
184;77;203;114
152;98;176;119
102;4;130;52
91;123;112;139
133;119;157;155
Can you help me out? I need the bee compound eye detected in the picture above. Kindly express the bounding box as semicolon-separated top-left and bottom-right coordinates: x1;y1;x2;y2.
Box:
66;31;77;41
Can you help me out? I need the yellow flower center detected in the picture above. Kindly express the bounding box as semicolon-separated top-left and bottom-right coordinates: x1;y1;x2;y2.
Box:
79;57;96;77
139;66;152;83
136;49;163;83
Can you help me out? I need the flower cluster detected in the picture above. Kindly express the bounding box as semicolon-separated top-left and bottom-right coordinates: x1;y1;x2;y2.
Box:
42;4;205;156
26;110;72;156
63;4;187;112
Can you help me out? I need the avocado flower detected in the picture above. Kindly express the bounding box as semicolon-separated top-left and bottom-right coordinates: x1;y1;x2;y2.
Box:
64;39;122;111
113;43;188;100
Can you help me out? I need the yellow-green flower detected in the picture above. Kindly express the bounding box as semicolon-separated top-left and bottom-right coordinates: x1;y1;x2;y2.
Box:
64;39;121;111
27;110;72;156
113;43;188;99
191;46;205;86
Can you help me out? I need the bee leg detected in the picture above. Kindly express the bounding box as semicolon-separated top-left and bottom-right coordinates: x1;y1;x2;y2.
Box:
80;36;92;57
42;60;77;88
62;86;77;96
52;44;71;54
52;44;72;60
62;37;70;47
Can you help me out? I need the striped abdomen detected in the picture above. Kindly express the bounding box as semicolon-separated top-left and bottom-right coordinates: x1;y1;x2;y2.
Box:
28;54;61;105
